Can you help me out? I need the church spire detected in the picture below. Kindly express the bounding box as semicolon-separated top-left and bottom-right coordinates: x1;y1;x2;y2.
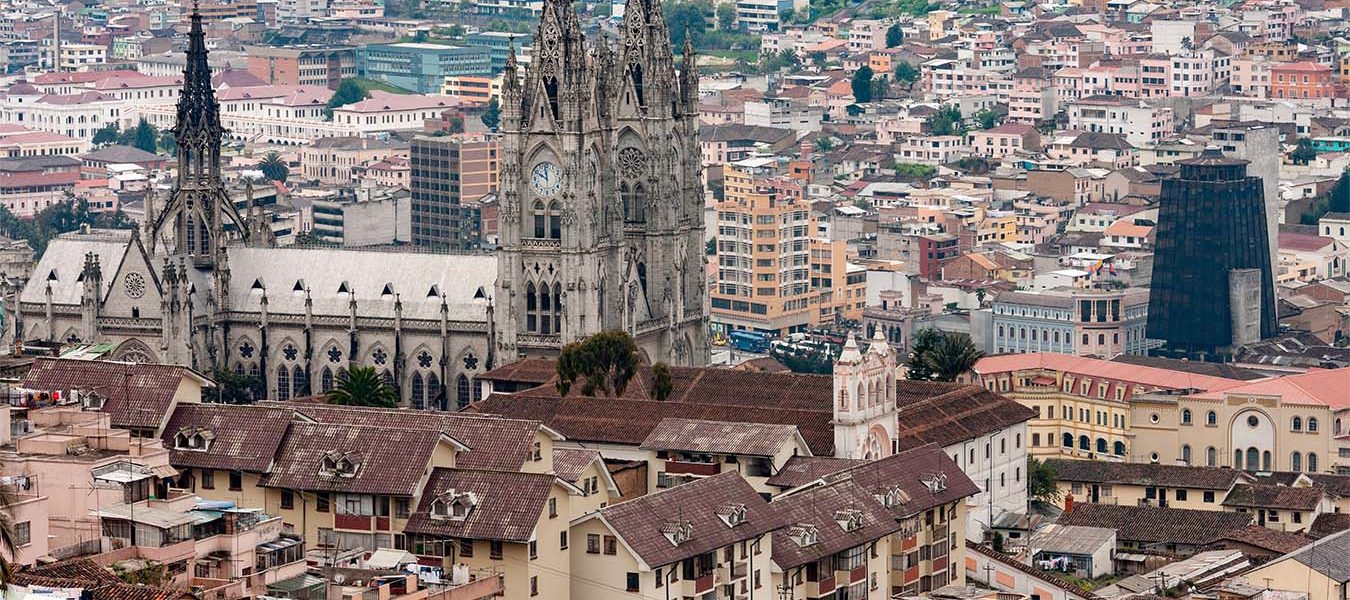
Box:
175;1;222;146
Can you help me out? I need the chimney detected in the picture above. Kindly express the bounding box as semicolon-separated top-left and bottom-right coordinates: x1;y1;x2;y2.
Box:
1064;493;1074;512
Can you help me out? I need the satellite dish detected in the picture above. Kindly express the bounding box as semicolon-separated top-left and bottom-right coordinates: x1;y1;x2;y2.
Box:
334;574;346;584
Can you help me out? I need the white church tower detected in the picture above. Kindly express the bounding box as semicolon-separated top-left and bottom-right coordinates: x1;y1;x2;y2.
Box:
833;330;899;460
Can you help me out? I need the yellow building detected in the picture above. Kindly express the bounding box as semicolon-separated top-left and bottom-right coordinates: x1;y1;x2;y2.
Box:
570;471;779;600
966;353;1245;461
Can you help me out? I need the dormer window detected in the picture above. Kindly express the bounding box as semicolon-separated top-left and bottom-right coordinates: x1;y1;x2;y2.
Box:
787;524;819;547
921;472;949;494
430;489;478;521
319;452;361;478
716;503;747;528
83;393;105;411
875;484;910;508
661;520;694;546
173;428;213;451
834;508;864;532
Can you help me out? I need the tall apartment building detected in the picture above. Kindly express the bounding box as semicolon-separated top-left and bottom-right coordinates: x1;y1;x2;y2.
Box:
409;133;499;250
712;164;861;337
244;45;358;88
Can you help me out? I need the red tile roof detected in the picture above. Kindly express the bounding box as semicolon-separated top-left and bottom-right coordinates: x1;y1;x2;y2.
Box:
765;455;867;489
817;444;981;518
403;467;559;543
1047;459;1254;491
160;404;293;473
1212;525;1313;555
261;423;448;496
552;448;603;485
1057;503;1253;546
23;357;210;430
640;418;803;457
595;471;782;568
1190;367;1350;408
1221;483;1327;511
770;478;903;569
894;384;1036;453
14;559;192;600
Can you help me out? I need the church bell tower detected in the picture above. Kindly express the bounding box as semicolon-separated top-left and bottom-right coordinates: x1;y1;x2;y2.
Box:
493;0;709;366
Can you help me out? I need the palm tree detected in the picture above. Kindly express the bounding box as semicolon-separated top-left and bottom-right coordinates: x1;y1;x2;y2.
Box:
1;487;19;590
256;151;289;183
327;366;398;408
921;333;984;382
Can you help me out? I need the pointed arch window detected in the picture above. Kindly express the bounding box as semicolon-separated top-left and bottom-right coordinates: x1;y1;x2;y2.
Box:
539;284;553;335
428;374;441;410
411;373;425;410
321;367;334;393
552;282;563;332
544;76;560;120
526;282;538;333
622;183;646;223
629;63;645;107
277;367;291;401
456;374;470;410
381;370;394;388
292;365;307;397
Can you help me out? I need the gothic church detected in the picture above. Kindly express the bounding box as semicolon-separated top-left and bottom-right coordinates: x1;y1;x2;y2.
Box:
14;0;707;407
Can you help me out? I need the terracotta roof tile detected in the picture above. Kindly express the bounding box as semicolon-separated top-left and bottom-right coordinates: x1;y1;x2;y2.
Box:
1222;483;1326;511
895;385;1036;452
765;455;867;489
1212;525;1313;554
552;448;602;485
819;444;981;518
23;357;208;430
965;541;1100;600
14;559;192;600
403;468;557;543
261;423;445;496
770;479;903;569
1309;512;1350;538
640;418;802;457
1189;368;1350;408
597;471;782;568
1057;503;1252;546
1046;459;1253;491
160;404;293;473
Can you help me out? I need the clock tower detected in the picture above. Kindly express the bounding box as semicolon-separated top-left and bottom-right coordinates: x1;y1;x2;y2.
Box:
493;0;708;366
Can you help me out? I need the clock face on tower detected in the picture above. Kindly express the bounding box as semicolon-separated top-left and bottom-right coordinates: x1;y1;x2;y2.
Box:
531;162;561;196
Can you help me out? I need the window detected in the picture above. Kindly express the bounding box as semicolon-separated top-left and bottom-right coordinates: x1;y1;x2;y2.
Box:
14;521;30;546
604;535;617;555
560;531;568;550
490;541;503;560
316;492;330;512
586;534;600;554
1206;410;1217;426
1181;445;1192;465
529;540;537;559
1309;453;1318;472
1203;491;1215;503
1308;417;1319;433
1293;417;1303;432
626;573;640;593
655;568;663;588
1181;409;1192;425
530;576;538;597
548;497;557;518
281;490;294;509
1293;451;1303;472
1207;446;1217;467
1176;489;1188;501
201;470;215;489
229;471;242;491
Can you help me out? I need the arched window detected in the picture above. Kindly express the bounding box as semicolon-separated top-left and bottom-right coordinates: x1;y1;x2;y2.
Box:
427;374;441;410
1292;451;1303;472
1235;449;1243;469
1062;433;1073;447
1181;444;1192;465
1308;417;1318;433
1308;453;1318;472
1078;435;1089;450
1206;410;1217;426
382;370;394;388
1263;451;1271;471
456;374;470;410
553;282;563;331
637;262;648;300
1293;416;1303;431
548;201;561;239
539;284;553;335
1245;447;1259;471
1096;438;1107;454
526;283;538;333
622;183;645;222
293;365;307;397
410;373;424;410
277;367;291;401
321;367;334;392
1114;441;1126;456
1181;409;1192;425
629;63;645;106
1206;446;1217;466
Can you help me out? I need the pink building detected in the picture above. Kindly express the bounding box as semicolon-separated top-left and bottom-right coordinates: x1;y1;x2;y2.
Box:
1231;57;1272;97
970;122;1042;158
1009;67;1055;124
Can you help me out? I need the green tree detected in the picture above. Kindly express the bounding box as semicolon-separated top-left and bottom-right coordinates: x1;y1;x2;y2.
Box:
157;129;177;156
0;487;17;590
257;151;289;182
1330;170;1350;214
776;347;835;374
895;162;936;178
556;330;640;397
328;365;398;407
716;2;737;30
894;61;919;83
885;22;903;47
481;97;501;131
922;332;983;381
325;78;370;118
974;107;999;130
851;65;874;103
92;123;120;147
904;328;942;380
665;0;710;48
808;50;827;66
1027;457;1062;503
815;136;836;152
210;368;260;404
652;362;674;400
1291;137;1317;166
927;104;966;136
127;119;158;154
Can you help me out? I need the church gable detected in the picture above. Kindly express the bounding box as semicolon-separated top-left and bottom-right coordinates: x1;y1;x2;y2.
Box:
101;233;164;319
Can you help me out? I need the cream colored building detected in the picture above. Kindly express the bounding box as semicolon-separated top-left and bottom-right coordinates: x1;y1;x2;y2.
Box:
1240;529;1350;600
640;417;813;496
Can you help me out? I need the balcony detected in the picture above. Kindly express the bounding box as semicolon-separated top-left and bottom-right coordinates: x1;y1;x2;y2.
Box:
516;333;561;349
334;514;371;530
664;460;721;476
695;573;714;594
